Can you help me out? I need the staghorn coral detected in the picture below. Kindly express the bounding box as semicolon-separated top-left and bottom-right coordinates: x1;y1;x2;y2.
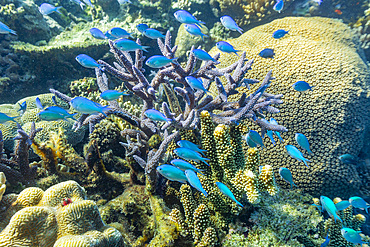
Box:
210;17;370;198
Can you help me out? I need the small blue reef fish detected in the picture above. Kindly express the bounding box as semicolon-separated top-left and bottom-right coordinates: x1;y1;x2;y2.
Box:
144;109;171;122
104;31;117;40
285;145;311;167
349;196;370;213
339;154;357;164
295;133;312;155
248;130;265;149
266;130;276;146
192;49;219;63
114;39;150;52
279;167;297;189
44;106;76;119
35;97;44;110
71;0;85;9
39;3;62;15
273;0;284;13
185;76;209;95
335;200;351;211
215;182;243;207
292;81;313;91
272;29;289;39
17;101;27;114
177;140;207;155
341;228;368;246
220;16;243;34
109;27;133;39
70;97;110;117
100;90;129;101
89;28;106;40
0;21;16;35
270;118;284;142
174;10;205;27
313;0;323;5
145;55;178;68
75;54;103;70
157;165;188;183
38;107;76;121
170;159;204;175
82;0;94;8
245;132;258;148
320;233;330;247
216;41;240;56
174;147;210;166
259;48;274;58
117;0;131;4
184;24;208;41
0;112;17;124
143;28;165;39
136;24;149;33
185;170;208;197
321;196;342;222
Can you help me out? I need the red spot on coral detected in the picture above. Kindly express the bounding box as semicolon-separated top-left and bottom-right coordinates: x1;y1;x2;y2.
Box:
62;198;72;206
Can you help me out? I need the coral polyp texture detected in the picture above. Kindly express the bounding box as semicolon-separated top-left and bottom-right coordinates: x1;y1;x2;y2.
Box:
210;17;370;198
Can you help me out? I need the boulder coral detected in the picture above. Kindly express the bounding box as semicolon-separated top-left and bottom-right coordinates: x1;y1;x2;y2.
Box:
210;17;370;198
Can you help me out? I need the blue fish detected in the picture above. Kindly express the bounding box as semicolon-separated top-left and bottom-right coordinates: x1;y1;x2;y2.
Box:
339;154;357;164
38;109;76;121
216;41;240;56
174;147;210;166
320;233;330;247
89;28;106;40
272;29;289;39
100;90;129;101
44;106;76;120
285;145;311;167
145;55;178;68
82;0;94;8
157;164;188;183
295;133;312;154
248;130;265;149
220;16;243;34
177;140;207;155
270;118;284;142
35;97;44;110
39;3;62;15
259;48;275;58
117;0;131;4
70;97;110;117
170;159;204;175
335;200;351;211
266;130;276;146
341;228;367;246
184;24;208;41
185;170;208;197
75;54;103;70
144;109;171;122
0;21;16;35
185;76;209;95
174;10;205;27
292;81;313;91
273;0;284;13
215;182;243;207
17;101;27;113
142;28;165;39
71;0;85;9
114;39;150;52
104;31;117;40
108;27;133;39
321;196;342;222
0;112;18;124
279;167;297;189
245;132;258;148
136;24;149;33
349;196;370;213
192;49;219;63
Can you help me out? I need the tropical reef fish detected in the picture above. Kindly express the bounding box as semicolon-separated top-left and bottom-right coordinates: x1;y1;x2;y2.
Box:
320;196;342;222
272;29;289;39
170;159;204;175
89;28;106;40
285;145;311;167
17;101;27;114
292;81;313;91
145;55;178;68
174;147;210;166
339;154;357;164
321;233;330;247
259;48;274;58
185;76;209;95
313;0;323;5
144;109;171;122
273;0;284;13
270;118;284;142
349;196;370;213
35;97;44;110
75;54;103;70
136;24;149;33
100;90;129;101
192;49;219;63
215;182;243;207
0;112;18;124
248;130;265;149
82;0;94;8
245;132;257;148
109;27;133;39
157;165;188;183
117;0;131;4
341;227;368;246
295;133;312;154
266;130;276;146
184;24;208;41
185;170;208;197
70;97;110;117
71;0;85;9
38;107;76;121
104;31;117;40
177;140;207;155
114;39;150;52
143;28;165;39
220;16;243;34
39;3;62;15
335;200;351;211
0;21;16;35
279;167;297;189
174;10;205;27
216;41;240;56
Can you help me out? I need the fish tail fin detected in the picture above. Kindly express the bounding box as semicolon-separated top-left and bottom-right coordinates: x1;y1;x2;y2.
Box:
333;214;342;223
10;29;17;35
203;191;208;197
200;33;208;41
80;2;85;9
236;200;243;207
141;46;150;52
70;113;78;121
101;106;111;117
303;159;310;168
366;206;370;214
201;158;210;166
234;51;240;57
237;28;243;34
56;6;63;14
308;149;313;155
197;171;205;176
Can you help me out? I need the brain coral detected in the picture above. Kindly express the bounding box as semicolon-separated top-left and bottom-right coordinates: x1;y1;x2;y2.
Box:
210;17;370;198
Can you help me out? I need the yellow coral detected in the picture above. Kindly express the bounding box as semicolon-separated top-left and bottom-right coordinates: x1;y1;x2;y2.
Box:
0;172;5;202
231;170;259;204
258;165;278;196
